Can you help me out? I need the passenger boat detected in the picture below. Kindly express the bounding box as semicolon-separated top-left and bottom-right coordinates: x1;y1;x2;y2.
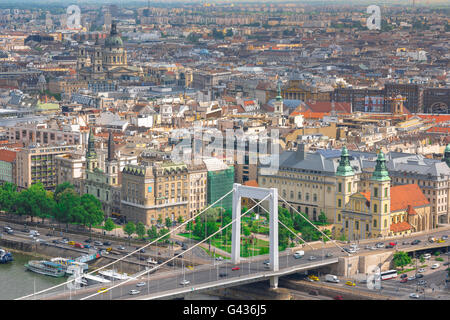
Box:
24;260;66;277
0;248;13;264
50;257;88;275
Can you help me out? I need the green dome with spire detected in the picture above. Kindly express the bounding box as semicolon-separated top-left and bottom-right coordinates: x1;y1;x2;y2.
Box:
336;146;354;176
443;144;450;167
371;151;390;181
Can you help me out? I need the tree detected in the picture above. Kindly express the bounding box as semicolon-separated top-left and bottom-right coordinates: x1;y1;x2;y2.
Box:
157;214;163;224
177;215;184;224
419;254;425;263
225;28;233;37
318;211;328;225
80;193;104;233
54;182;74;202
165;217;172;229
53;188;82;230
159;228;170;242
393;251;412;270
123;222;136;244
147;225;158;240
186;221;193;232
104;218;115;232
0;182;18;216
15;182;55;223
136;222;146;239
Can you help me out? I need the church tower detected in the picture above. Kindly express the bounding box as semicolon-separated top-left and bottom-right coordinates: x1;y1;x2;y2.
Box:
86;127;98;171
273;78;284;115
105;131;119;186
442;144;450;168
335;146;357;237
370;151;391;237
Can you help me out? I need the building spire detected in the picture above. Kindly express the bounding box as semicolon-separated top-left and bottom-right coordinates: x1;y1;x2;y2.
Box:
443;144;450;167
106;131;115;162
276;76;282;101
86;127;96;159
371;150;390;181
336;145;354;176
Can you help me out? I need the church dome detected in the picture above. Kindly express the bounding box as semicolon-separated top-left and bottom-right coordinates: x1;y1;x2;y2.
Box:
105;21;123;47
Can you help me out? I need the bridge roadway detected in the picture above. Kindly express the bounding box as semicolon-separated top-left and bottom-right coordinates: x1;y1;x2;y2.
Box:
37;227;450;300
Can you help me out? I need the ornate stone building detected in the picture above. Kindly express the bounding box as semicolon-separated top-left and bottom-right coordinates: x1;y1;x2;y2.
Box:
77;21;143;81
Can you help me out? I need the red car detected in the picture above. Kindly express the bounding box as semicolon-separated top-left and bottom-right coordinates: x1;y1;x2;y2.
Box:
400;278;408;283
231;267;240;271
74;243;84;249
333;295;343;300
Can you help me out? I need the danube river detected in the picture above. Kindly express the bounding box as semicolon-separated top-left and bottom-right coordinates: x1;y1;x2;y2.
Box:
0;252;66;300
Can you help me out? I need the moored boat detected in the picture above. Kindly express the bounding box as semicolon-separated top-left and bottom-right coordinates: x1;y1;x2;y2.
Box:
0;248;13;264
24;260;66;277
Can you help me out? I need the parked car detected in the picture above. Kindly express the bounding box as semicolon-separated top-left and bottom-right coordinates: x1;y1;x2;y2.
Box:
409;293;420;299
418;268;426;273
431;263;440;269
400;278;408;283
408;275;416;281
400;274;408;279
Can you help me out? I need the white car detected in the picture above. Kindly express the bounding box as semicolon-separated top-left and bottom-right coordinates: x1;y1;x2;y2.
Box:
431;263;440;269
129;290;140;295
370;246;378;250
180;279;190;285
409;293;420;299
408;275;416;281
418;268;426;273
136;282;146;287
308;256;317;261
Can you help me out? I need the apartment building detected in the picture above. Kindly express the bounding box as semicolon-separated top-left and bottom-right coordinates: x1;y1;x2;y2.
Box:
121;162;190;226
15;144;79;190
6;122;81;146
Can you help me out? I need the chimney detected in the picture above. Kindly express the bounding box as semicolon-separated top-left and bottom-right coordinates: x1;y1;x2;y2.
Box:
296;143;306;161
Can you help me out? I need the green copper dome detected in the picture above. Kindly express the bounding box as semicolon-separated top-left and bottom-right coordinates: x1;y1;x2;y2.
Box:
443;144;450;167
105;21;123;47
371;151;390;181
336;146;354;176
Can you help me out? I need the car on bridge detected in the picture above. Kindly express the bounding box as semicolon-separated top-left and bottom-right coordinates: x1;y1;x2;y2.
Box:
118;245;125;250
442;235;448;240
219;272;227;278
308;256;317;261
180;279;190;285
409;293;420;299
345;281;355;286
98;288;108;294
129;290;140;295
437;239;446;243
333;295;343;300
325;252;333;258
375;242;385;248
136;282;146;287
411;239;421;245
231;267;240;271
308;275;319;282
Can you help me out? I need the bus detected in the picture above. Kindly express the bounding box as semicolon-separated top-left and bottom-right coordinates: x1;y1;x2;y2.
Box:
380;270;398;280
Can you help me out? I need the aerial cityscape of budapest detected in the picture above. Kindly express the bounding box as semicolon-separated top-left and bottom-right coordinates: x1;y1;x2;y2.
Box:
0;0;449;311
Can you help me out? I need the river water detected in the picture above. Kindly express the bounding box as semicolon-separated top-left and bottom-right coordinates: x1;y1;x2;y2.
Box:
0;251;66;300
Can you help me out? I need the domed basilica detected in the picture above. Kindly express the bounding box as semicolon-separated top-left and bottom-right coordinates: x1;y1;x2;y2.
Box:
77;21;143;80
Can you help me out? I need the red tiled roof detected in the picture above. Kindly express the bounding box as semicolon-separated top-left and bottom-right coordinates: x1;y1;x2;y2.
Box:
407;205;417;216
390;184;429;212
243;180;259;187
426;127;450;134
390;221;412;233
306;101;351;113
0;149;17;162
358;184;429;212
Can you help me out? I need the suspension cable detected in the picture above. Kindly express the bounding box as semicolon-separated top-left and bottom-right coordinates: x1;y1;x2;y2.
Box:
81;194;271;300
278;195;349;255
16;188;235;300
